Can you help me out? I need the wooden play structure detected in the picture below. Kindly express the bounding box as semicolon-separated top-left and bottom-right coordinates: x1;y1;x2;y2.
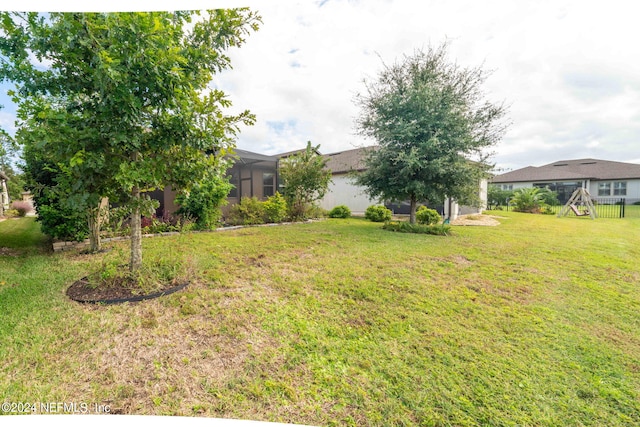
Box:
558;187;596;219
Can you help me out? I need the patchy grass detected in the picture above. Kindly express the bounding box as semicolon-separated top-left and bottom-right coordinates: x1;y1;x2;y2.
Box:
0;217;48;251
1;213;640;425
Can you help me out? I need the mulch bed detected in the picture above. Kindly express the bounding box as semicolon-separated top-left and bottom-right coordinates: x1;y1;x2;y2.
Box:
66;277;188;305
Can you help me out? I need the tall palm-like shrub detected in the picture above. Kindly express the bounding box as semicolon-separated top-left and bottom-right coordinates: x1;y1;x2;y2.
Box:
510;187;553;213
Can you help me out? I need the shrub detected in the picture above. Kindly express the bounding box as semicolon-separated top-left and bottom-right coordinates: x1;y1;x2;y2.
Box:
227;197;265;226
4;209;20;218
141;216;183;234
305;204;327;219
10;201;32;217
365;205;392;222
262;192;288;223
328;205;351;219
36;204;88;241
540;206;556;215
382;221;451;236
510;187;554;213
487;185;514;210
176;173;231;230
416;206;440;225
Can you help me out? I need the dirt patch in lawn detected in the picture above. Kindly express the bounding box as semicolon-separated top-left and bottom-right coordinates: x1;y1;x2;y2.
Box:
451;214;503;226
0;246;20;256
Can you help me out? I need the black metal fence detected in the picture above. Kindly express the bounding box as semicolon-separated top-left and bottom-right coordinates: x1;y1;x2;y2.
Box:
544;198;640;219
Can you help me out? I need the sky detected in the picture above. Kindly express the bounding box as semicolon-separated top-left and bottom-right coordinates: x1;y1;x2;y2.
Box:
3;0;640;173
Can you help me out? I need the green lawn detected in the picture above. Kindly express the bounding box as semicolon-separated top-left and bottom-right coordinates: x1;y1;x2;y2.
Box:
0;217;48;250
1;213;640;425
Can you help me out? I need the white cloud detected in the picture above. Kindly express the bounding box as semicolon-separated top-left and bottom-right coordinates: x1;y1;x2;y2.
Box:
2;0;639;170
0;111;17;134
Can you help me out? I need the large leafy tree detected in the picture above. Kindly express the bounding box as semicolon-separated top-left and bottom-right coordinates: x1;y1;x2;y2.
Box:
354;44;508;224
279;141;332;220
0;11;260;271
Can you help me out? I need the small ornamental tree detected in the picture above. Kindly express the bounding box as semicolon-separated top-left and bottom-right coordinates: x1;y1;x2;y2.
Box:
0;11;260;273
279;141;332;221
176;165;232;230
354;44;508;224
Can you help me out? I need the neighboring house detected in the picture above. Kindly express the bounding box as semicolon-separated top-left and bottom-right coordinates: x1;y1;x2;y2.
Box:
491;158;640;204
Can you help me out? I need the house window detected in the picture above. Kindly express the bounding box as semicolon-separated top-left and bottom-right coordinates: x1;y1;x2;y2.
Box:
500;184;513;191
613;181;627;196
228;170;239;198
263;172;274;198
598;182;611;196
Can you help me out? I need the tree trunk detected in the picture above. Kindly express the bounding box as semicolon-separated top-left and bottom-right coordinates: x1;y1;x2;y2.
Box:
130;186;142;273
87;202;102;252
409;194;417;224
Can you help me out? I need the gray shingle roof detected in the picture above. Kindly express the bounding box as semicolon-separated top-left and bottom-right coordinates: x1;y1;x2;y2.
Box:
323;146;376;174
492;158;640;183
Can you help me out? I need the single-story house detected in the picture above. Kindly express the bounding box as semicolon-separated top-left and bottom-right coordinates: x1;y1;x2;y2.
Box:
151;146;487;221
491;158;640;204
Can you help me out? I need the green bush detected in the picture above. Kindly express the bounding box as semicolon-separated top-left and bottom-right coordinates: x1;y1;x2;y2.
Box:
328;205;351;219
540;206;556;215
365;205;392;222
262;192;288;223
36;204;89;241
4;209;20;218
487;185;514;210
227;197;265;226
416;206;440;225
510;187;558;213
382;221;451;236
305;204;327;219
176;174;231;230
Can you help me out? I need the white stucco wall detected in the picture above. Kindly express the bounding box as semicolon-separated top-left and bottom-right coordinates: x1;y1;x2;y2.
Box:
320;174;381;215
443;178;488;220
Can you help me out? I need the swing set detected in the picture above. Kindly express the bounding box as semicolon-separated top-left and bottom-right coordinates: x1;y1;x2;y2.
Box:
557;187;596;219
